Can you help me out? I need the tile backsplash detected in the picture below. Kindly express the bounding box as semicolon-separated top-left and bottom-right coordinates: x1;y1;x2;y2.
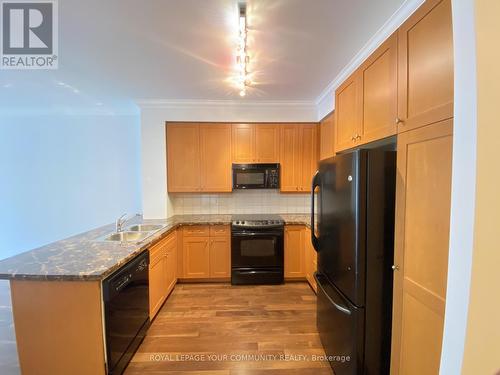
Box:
171;190;313;215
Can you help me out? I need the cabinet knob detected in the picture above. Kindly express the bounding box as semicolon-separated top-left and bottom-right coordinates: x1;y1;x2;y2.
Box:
356;134;361;140
392;265;400;271
396;117;404;125
351;135;356;142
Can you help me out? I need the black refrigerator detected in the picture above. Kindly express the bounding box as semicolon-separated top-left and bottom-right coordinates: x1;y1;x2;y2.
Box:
311;149;396;375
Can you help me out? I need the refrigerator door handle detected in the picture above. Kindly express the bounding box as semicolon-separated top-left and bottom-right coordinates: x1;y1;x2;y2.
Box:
311;170;320;252
314;273;351;315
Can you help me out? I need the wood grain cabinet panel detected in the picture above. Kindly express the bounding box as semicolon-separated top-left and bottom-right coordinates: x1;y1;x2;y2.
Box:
183;237;210;278
319;112;335;160
255;124;280;162
335;73;362;152
232;124;255;163
280;124;318;192
391;119;453;374
300;124;318;193
149;245;167;319
359;32;398;144
200;124;232;192
167;124;201;192
284;225;305;278
209;236;231;278
397;0;454;132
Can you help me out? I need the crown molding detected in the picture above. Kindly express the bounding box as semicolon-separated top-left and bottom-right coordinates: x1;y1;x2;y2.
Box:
314;0;425;107
135;99;316;110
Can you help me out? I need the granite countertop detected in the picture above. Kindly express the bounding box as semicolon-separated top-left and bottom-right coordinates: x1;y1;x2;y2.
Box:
0;214;311;282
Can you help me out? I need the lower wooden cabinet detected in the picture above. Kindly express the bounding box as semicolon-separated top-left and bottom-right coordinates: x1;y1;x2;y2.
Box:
149;230;178;319
183;236;210;278
284;225;305;278
182;225;230;280
304;228;317;293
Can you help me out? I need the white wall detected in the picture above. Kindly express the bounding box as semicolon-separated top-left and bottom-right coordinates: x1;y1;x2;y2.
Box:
0;110;142;374
139;100;318;219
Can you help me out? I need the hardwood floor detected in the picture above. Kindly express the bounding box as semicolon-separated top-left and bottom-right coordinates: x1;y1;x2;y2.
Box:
125;282;333;375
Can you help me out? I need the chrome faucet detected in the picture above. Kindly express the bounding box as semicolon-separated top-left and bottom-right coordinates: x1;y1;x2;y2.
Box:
116;213;129;233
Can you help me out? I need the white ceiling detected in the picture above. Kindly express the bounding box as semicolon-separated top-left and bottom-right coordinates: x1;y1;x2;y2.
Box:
0;0;408;110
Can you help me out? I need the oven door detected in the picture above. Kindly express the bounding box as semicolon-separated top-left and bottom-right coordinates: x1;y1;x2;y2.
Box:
231;230;284;268
233;169;267;189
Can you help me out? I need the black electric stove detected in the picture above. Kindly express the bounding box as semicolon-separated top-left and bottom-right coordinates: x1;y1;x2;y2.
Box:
231;215;284;285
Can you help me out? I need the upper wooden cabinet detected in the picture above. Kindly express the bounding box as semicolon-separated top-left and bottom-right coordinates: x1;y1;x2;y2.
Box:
166;124;201;192
200;124;232;192
232;124;279;163
167;123;232;193
280;124;318;193
397;0;454;132
335;72;362;152
359;32;398;144
319;111;335;160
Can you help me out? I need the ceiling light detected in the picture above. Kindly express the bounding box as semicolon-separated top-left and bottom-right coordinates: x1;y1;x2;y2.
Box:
234;2;251;97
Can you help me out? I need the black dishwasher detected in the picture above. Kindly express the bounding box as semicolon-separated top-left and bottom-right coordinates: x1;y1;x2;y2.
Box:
103;251;150;375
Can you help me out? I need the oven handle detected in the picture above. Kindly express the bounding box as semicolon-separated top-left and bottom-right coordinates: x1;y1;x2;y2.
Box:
232;231;283;237
311;170;320;252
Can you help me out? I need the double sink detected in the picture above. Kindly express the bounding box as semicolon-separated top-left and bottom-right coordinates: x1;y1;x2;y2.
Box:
99;224;167;243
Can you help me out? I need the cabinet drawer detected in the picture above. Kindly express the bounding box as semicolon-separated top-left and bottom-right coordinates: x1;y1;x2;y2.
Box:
210;225;230;237
149;245;165;267
183;225;210;237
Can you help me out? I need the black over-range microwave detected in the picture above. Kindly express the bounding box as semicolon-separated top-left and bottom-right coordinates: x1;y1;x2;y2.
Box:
232;163;280;189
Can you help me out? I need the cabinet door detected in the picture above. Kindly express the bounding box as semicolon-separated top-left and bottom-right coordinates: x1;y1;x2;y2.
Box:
280;125;301;192
300;124;318;193
320;112;335;160
397;0;453;132
391;120;453;374
200;124;232;192
165;234;177;295
284;226;305;278
209;237;231;278
183;237;210;278
149;246;167;319
359;33;398;144
167;124;201;192
335;72;362;152
304;228;317;293
255;124;279;163
232;124;255;163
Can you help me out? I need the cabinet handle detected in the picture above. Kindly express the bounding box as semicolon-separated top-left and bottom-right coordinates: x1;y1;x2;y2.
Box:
396;117;404;125
392;265;400;271
351;135;356;142
356;134;361;140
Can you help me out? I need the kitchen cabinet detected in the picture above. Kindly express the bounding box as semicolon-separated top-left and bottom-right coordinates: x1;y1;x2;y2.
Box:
304;227;317;293
335;72;362;152
390;120;453;374
149;230;178;319
284;225;305;278
183;235;210;279
200;124;232;192
397;0;454;132
182;225;230;280
358;32;398;144
280;124;318;192
166;123;201;192
167;123;231;193
319;111;335;160
232;123;279;163
209;237;231;278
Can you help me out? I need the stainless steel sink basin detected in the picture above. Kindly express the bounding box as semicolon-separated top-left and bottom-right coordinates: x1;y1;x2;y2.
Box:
103;231;151;242
127;224;164;232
